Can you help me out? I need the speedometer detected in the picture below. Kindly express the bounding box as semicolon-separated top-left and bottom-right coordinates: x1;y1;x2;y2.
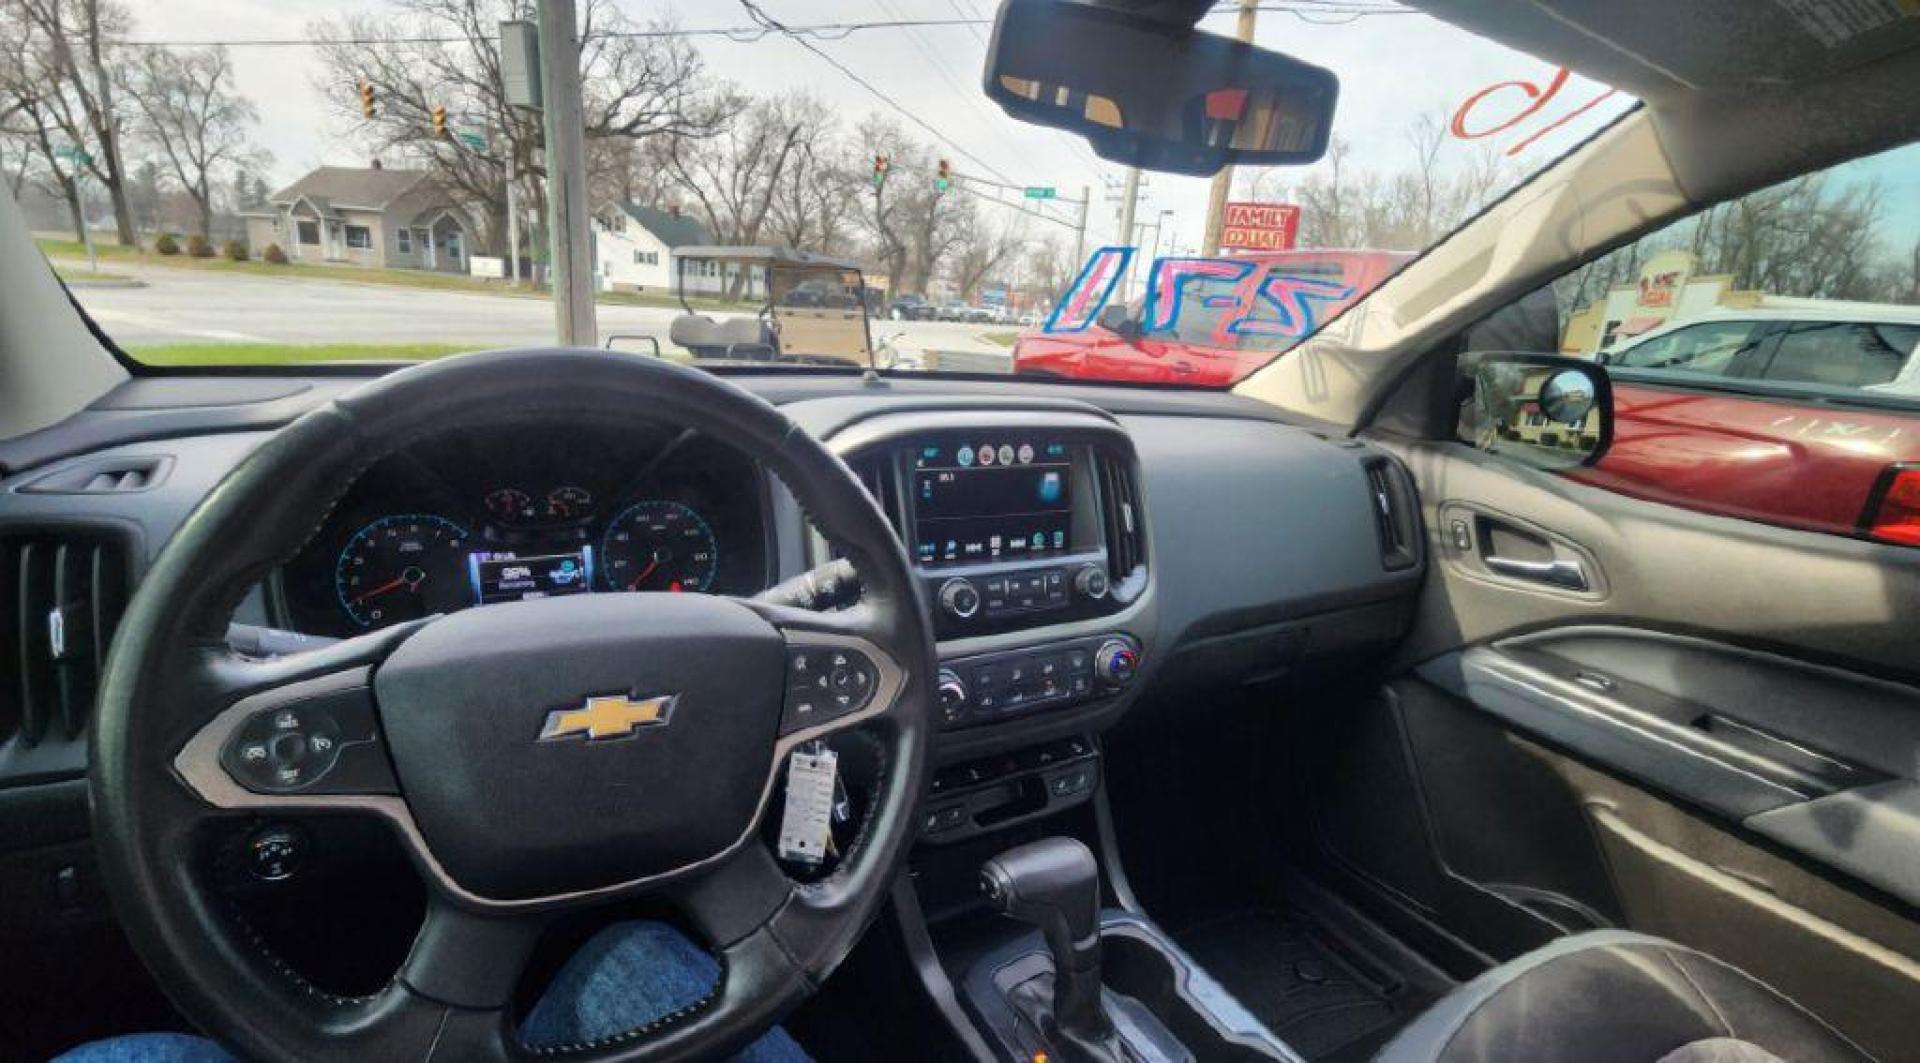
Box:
600;501;718;592
334;514;472;629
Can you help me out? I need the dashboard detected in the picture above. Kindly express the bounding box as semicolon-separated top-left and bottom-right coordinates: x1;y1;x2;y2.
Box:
1;373;1425;782
270;422;771;638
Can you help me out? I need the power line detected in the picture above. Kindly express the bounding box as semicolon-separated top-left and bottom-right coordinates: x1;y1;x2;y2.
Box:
736;0;1020;187
90;17;991;50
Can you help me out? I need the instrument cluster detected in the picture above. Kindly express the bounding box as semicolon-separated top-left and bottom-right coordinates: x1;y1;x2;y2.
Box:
272;422;770;637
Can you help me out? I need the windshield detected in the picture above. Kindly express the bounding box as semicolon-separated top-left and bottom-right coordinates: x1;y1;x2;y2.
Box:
12;0;1631;383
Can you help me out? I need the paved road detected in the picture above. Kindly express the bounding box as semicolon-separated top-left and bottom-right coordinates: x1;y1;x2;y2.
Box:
62;260;1015;369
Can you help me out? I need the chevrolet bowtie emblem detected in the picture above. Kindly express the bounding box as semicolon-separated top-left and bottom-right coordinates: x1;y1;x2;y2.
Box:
539;693;678;742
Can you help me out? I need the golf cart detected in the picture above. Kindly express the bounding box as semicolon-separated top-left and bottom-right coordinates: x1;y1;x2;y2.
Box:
666;246;876;368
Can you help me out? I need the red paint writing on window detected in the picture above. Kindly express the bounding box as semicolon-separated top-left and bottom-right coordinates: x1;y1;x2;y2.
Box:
1450;67;1617;158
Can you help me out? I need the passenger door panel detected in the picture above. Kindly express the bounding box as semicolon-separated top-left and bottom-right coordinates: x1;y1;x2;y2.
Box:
1310;436;1920;1060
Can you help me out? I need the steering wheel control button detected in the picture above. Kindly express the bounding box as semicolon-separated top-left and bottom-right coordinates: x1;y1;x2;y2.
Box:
783;644;879;734
935;634;1141;731
245;824;306;882
219;684;397;795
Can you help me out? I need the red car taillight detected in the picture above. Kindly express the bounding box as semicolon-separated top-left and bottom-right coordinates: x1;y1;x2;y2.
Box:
1864;466;1920;546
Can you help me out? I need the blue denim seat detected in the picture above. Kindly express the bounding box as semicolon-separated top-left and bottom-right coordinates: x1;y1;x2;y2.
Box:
56;921;808;1062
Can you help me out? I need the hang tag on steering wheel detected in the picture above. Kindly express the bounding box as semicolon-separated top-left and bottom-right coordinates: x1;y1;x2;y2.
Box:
778;748;838;866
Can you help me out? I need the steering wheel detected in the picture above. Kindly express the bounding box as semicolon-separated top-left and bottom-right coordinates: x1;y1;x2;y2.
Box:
88;349;935;1060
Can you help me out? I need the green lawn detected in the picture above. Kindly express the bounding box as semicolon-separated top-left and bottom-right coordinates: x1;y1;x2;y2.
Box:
126;342;477;366
980;330;1020;347
36;235;752;312
54;267;132;283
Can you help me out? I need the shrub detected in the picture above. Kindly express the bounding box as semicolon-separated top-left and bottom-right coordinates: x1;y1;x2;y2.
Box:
153;233;180;256
186;234;214;258
263;243;288;265
223;239;247;262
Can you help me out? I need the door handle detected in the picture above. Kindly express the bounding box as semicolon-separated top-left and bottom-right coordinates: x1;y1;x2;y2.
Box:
1485;556;1589;591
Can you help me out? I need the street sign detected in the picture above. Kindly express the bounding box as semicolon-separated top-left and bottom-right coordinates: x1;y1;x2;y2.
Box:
981;286;1008;308
1219;201;1300;252
456;130;488;151
56;146;93;166
1023;186;1056;200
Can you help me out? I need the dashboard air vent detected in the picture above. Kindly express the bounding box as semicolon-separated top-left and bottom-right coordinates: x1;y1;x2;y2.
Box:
19;454;173;495
1098;453;1146;583
1363;457;1419;571
1;529;132;748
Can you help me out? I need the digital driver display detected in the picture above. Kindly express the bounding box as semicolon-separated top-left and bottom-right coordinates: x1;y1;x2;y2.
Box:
912;439;1073;566
467;547;596;606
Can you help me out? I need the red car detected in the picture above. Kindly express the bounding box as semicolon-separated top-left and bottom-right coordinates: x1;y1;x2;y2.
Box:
1012;249;1413;386
1575;307;1920;545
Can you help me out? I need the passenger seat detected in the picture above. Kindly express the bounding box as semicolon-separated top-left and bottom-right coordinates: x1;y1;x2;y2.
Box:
1377;930;1869;1063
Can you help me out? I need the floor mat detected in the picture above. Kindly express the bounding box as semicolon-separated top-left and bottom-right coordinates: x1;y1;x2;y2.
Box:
1176;910;1420;1062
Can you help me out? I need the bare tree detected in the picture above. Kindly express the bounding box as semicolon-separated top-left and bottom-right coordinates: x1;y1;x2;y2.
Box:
2;0;137;244
657;94;806;296
946;208;1022;300
765;95;858;254
310;0;730;256
120;46;264;238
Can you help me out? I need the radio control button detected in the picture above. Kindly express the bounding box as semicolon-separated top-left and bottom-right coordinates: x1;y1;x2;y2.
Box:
1074;564;1110;600
939;577;981;620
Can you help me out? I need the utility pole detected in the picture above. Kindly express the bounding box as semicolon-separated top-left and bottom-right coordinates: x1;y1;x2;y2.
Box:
1115;166;1141;301
537;0;595;345
1201;0;1259;257
505;162;521;288
1070;184;1090;272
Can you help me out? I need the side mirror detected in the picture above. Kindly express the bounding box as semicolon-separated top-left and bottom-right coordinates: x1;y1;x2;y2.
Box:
1459;353;1613;470
983;0;1338;176
1097;303;1139;341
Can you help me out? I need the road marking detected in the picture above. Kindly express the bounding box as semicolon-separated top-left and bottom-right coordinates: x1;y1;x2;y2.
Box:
87;307;270;343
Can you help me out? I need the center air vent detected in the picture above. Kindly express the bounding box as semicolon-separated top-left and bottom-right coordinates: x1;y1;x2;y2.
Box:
1;528;133;753
1097;452;1147;584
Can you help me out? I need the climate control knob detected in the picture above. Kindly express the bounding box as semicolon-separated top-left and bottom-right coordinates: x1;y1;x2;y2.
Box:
936;668;969;724
939;577;981;620
1095;639;1139;685
1073;563;1110;600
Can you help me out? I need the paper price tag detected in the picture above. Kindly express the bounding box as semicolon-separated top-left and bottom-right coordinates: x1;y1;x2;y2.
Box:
777;748;838;865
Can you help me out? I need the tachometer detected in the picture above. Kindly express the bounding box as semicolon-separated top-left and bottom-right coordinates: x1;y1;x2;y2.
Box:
334;514;473;629
601;501;718;592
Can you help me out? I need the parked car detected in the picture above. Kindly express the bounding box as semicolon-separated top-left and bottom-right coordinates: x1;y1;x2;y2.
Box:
935;299;972;322
1013;249;1414;386
888;292;935;320
1574;304;1920;542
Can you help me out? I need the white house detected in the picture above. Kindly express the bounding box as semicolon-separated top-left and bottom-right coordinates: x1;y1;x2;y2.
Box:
241;166;474;272
593;203;709;293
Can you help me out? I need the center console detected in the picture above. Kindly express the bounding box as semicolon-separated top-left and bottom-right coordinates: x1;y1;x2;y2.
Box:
834;411;1152;745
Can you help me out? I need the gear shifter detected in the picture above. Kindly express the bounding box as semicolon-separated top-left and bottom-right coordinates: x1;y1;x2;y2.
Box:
981;837;1127;1060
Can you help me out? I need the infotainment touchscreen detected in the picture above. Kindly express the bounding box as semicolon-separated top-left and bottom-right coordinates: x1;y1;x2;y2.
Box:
912;438;1073;565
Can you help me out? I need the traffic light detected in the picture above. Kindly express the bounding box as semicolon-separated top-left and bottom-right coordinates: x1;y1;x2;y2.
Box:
871;154;889;188
359;81;376;119
935;158;952;192
431;105;447;138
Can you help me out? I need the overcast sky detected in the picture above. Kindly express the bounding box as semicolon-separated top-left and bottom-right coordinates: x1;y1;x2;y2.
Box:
127;0;1635;254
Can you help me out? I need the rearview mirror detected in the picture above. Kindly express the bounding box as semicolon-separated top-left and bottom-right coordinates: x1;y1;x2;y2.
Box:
1459;353;1613;470
983;0;1338;176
